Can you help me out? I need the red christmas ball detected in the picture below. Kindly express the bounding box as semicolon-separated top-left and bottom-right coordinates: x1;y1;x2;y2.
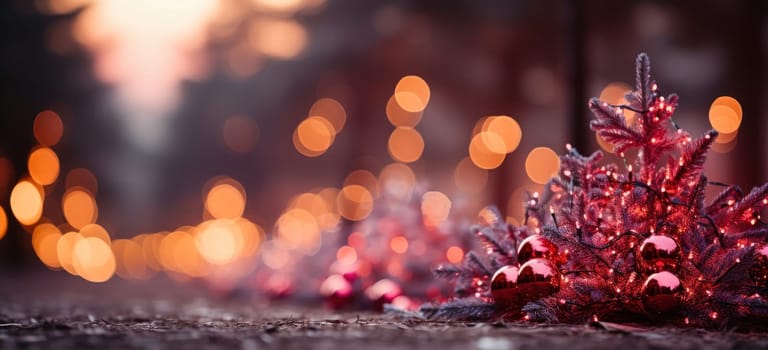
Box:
517;258;560;300
491;265;521;308
517;235;559;264
749;245;768;286
638;235;680;273
642;271;684;314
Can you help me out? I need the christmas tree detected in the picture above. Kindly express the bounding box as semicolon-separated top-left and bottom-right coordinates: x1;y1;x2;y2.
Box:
422;53;768;328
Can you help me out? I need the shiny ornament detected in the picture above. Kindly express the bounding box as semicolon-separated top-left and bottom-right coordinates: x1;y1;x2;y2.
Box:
749;245;768;286
517;258;560;300
642;271;684;314
517;235;558;264
638;235;680;273
490;265;521;308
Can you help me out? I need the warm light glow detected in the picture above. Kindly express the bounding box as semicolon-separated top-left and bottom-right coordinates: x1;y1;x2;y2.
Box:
33;110;64;146
10;180;44;226
32;223;62;268
112;239;151;280
394;75;430;112
276;208;321;254
343;170;380;198
595;133;614;153
72;236;116;282
337;185;374;221
65;168;98;194
28;147;60;186
599;82;635;124
379;162;416;200
195;219;244;265
714;130;738;144
205;179;246;219
0;206;6;241
469;133;505;170
57;231;84;275
481;116;522;153
708;96;742;134
309;98;347;133
79;223;111;244
446;246;464;263
390;236;409;254
387;127;424;163
525;147;560;184
222;114;259;153
453;157;488;194
249;19;307;59
295;116;335;156
336;245;358;264
235;218;264;258
421;191;451;227
62;187;98;229
386;94;423;127
290;191;339;231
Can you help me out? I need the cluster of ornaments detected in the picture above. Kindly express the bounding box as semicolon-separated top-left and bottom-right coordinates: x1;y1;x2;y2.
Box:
490;235;561;313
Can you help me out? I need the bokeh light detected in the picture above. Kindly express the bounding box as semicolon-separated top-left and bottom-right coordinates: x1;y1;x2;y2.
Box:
276;208;321;254
309;98;347;133
525;147;560;184
65;168;98;194
390;236;409;254
469;133;505;170
379;162;416;200
387;127;424;163
708;96;742;134
195;219;243;265
481;116;522;154
33;110;64;146
32;223;62;268
386;94;423;127
62;187;98;229
421;191;451;227
205;178;246;219
248;19;307;59
337;185;374;221
72;236;116;282
294;116;335;157
112;239;151;280
10;180;44;226
57;231;84;275
80;223;111;244
394;75;430;113
28;147;60;186
446;246;464;264
0;206;6;240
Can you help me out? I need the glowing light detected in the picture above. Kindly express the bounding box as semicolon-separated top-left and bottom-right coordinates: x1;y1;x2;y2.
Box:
196;219;243;265
0;206;6;240
62;187;98;229
28;147;60;186
10;180;44;226
72;236;116;282
205;178;246;219
65;168;98;194
112;239;151;280
344;170;380;198
708;105;740;134
446;246;464;263
249;19;307;59
57;231;84;275
481;116;522;153
387;127;424;163
525;147;560;184
379;162;416;200
469;133;505;169
80;223;111;244
336;245;358;264
453;157;488;194
394;75;430;113
390;236;408;254
33;110;64;146
421;191;451;227
598;82;635;124
290;191;339;231
386;94;423;127
32;223;62;268
235;218;264;258
309;98;347;133
714;130;738;144
222;115;259;153
294;116;335;156
337;185;374;221
276;208;321;254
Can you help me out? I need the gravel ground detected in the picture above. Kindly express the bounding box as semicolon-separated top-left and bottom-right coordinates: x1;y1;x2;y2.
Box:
1;273;767;350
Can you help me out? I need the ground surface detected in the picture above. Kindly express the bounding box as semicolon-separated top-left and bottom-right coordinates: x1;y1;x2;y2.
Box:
1;272;767;349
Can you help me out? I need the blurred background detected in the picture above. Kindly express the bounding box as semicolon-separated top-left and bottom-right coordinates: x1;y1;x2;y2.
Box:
0;0;765;292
